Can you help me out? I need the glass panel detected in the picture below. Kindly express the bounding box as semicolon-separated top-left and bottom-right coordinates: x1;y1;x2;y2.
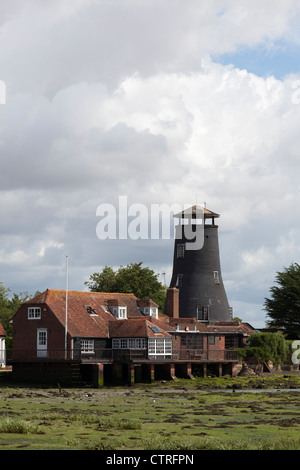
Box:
28;307;41;319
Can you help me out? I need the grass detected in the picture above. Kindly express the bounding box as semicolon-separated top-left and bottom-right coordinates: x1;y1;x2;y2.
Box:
0;374;299;450
0;417;41;435
142;435;300;450
96;416;142;430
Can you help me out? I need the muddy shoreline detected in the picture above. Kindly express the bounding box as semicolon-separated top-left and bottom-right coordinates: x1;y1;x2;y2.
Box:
0;369;299;402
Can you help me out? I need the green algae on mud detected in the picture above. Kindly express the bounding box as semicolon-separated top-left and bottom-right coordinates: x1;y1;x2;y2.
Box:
0;374;300;450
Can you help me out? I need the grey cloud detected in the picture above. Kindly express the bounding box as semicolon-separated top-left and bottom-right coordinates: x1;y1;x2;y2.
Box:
1;0;299;96
1;1;300;329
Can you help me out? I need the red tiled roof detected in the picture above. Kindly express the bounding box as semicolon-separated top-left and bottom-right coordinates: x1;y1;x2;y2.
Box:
169;317;207;332
150;315;173;331
206;321;253;335
167;319;253;335
23;289;171;339
136;299;159;308
24;289;144;338
20;289;251;339
109;318;172;338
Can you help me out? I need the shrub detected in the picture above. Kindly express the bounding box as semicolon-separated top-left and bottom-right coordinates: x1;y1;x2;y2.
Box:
0;417;40;434
239;332;289;366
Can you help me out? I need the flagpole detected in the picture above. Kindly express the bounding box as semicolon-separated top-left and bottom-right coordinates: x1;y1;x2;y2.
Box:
65;255;68;360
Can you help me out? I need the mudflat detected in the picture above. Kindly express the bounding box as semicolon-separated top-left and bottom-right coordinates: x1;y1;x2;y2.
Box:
0;373;300;450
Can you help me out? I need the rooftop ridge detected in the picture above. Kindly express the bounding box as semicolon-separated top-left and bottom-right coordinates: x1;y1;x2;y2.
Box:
26;288;139;302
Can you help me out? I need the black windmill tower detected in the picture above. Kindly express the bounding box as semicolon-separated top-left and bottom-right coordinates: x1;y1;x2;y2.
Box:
167;205;232;323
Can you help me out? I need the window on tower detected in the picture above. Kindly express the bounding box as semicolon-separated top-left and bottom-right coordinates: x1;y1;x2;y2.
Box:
213;271;220;284
197;306;209;322
177;244;185;258
176;274;183;287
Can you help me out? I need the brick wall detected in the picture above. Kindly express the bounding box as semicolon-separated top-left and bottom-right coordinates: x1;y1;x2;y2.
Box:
165;288;179;318
12;303;66;355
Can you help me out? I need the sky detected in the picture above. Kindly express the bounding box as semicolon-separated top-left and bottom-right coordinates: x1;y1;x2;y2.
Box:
1;0;300;328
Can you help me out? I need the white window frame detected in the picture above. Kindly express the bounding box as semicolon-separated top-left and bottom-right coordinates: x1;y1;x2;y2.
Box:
150;307;158;319
0;337;5;366
37;328;47;358
112;338;147;349
28;307;41;320
148;338;172;358
38;329;47;346
142;307;158;318
80;339;95;353
112;306;127;319
118;307;127;319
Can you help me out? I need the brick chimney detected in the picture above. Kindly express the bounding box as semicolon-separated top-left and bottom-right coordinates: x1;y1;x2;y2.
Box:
165;287;179;318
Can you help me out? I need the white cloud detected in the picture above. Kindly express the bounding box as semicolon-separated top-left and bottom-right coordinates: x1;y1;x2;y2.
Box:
1;1;300;327
38;241;64;258
1;0;300;95
0;249;29;265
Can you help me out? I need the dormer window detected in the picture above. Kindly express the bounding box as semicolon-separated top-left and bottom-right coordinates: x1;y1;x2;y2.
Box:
118;307;127;319
137;300;159;319
142;307;158;318
150;307;158;319
107;299;128;319
112;306;127;319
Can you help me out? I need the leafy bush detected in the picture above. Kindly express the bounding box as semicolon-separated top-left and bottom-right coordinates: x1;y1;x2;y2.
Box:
239;332;290;366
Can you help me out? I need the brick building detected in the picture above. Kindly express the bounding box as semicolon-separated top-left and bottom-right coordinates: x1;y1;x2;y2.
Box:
9;287;252;386
9;205;255;386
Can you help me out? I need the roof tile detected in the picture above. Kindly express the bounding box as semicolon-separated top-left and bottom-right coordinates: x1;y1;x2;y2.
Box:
23;289;170;339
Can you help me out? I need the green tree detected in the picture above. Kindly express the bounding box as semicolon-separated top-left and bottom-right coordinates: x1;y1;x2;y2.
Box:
264;263;300;339
86;266;117;293
239;332;289;366
0;283;30;347
0;283;11;336
233;316;242;323
85;262;166;310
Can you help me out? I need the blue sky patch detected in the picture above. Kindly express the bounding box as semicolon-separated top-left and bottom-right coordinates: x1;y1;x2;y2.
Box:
213;41;300;80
